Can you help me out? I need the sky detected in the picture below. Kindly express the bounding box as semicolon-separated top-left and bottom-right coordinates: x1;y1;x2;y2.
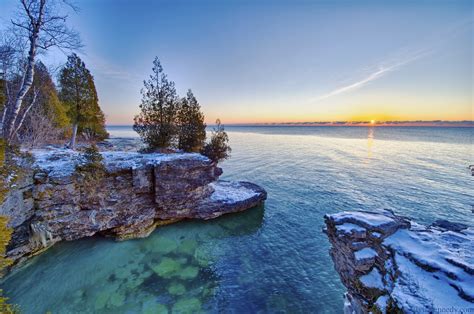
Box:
0;0;473;125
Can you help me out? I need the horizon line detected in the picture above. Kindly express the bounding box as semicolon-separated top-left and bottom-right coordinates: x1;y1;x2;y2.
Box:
107;120;474;127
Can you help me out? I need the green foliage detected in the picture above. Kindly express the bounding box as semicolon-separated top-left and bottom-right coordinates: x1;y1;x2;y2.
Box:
0;140;18;313
201;119;231;163
33;61;70;129
134;57;178;150
176;90;206;153
75;144;107;193
76;144;106;181
59;54;108;142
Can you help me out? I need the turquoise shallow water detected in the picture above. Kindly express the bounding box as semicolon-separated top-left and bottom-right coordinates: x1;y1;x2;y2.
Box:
2;126;473;313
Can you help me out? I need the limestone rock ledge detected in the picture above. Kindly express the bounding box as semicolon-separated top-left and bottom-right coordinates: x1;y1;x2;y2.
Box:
0;149;267;263
324;210;473;313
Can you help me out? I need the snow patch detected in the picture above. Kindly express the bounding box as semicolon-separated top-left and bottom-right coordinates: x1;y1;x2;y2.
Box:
31;148;209;177
331;211;395;228
360;267;384;290
355;248;377;261
336;223;366;235
210;181;258;204
375;295;389;313
384;228;474;311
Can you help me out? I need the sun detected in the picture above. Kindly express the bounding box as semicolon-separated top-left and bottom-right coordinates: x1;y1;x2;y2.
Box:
370;120;376;125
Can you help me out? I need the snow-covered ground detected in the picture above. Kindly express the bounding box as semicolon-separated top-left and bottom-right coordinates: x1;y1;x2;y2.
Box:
326;210;473;313
209;181;258;204
31;148;208;178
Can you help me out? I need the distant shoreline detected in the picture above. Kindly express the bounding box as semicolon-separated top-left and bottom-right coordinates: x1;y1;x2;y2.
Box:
107;121;474;128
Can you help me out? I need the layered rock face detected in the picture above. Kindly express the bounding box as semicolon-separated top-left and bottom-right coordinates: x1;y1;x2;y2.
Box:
0;149;266;263
325;210;473;313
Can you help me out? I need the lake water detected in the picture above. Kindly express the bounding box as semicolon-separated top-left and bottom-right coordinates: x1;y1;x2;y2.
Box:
2;126;473;313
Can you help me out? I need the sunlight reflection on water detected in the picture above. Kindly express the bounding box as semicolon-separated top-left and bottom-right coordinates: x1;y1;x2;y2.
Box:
2;126;473;313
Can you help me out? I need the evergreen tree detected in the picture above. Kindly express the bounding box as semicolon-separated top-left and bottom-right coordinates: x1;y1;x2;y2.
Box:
59;54;108;149
201;119;231;163
176;90;206;152
134;57;178;150
31;61;69;129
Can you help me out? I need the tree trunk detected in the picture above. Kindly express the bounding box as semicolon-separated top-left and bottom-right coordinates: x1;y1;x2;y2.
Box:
5;36;38;139
12;88;38;138
70;123;78;150
4;0;45;140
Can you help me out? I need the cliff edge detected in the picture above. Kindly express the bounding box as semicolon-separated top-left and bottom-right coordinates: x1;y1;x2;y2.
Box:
0;149;267;263
324;210;473;313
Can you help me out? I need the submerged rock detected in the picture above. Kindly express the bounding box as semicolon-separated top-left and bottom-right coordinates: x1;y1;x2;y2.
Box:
168;282;186;296
0;148;267;263
172;297;202;314
324;210;474;313
151;257;182;278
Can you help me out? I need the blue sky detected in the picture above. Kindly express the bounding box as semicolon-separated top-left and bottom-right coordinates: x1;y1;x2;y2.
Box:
1;0;472;124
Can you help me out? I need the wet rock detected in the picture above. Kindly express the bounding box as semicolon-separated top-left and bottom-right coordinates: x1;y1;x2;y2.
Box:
432;219;469;232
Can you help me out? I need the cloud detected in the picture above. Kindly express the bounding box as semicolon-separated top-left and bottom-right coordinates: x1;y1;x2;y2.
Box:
311;51;428;102
81;53;141;82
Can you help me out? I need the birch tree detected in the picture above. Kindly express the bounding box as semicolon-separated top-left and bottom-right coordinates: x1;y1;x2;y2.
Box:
1;0;81;141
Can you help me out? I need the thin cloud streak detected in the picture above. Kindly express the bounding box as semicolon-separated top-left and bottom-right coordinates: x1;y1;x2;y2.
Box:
312;51;427;103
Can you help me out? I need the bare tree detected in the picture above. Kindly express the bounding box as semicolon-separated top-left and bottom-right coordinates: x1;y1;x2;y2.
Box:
1;0;81;141
19;103;64;148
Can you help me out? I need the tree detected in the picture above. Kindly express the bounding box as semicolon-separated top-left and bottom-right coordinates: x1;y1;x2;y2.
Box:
134;57;178;150
16;61;68;136
176;89;206;152
59;53;108;149
201;119;231;163
2;0;81;140
17;62;70;146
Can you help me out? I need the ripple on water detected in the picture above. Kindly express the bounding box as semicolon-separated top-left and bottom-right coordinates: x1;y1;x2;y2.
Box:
2;126;473;313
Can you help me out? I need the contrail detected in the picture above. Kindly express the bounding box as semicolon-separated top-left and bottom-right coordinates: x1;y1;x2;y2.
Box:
315;66;394;101
311;48;431;103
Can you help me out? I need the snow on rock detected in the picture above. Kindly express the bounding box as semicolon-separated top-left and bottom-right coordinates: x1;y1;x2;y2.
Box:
360;267;384;290
209;181;258;204
325;210;474;313
375;295;389;313
354;247;377;262
336;223;366;237
330;211;396;227
31;148;208;178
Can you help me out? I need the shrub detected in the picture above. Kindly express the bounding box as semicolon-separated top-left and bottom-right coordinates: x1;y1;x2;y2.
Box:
201;119;231;163
75;144;106;184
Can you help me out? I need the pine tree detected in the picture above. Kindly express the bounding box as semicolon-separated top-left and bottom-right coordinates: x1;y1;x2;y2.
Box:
176;90;206;152
59;54;108;149
134;57;178;150
201;119;231;163
32;62;70;129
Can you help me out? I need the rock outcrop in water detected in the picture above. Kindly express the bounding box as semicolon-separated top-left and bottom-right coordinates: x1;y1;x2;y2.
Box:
0;149;266;263
324;210;473;313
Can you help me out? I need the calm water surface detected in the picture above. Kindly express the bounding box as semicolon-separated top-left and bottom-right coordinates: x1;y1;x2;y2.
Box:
2;126;473;313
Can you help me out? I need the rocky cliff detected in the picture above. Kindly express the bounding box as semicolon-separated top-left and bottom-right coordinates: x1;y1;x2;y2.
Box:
324;210;473;313
0;149;266;263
